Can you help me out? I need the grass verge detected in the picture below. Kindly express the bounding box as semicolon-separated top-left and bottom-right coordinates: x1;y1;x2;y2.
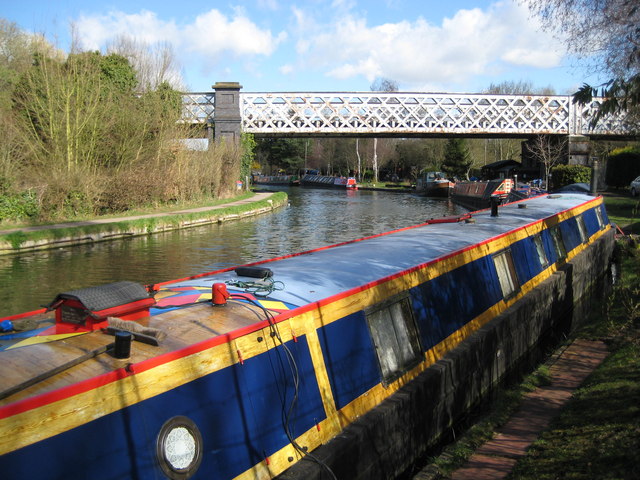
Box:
508;242;640;480
422;357;555;477
603;193;639;234
0;192;257;229
0;191;288;252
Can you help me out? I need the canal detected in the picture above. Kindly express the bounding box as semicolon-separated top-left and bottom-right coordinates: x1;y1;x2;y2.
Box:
0;187;464;317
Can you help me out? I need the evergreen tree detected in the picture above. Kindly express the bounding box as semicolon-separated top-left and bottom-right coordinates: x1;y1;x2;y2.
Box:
255;138;305;173
441;138;472;180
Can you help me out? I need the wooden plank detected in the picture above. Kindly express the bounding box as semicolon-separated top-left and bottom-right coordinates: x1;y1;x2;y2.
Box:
0;299;268;405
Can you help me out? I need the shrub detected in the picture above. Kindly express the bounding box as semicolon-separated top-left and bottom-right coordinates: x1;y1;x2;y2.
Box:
605;148;640;188
551;164;591;188
63;190;93;217
0;191;39;222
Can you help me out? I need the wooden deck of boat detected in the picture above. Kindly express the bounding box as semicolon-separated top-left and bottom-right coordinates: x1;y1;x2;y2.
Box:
0;301;264;406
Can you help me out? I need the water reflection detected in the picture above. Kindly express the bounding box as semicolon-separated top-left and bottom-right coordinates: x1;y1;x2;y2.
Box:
0;188;462;316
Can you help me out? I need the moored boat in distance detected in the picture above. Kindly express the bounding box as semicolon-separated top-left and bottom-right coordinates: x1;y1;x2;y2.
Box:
252;174;300;186
507;182;547;202
452;177;514;210
300;173;358;189
416;171;455;197
0;193;615;479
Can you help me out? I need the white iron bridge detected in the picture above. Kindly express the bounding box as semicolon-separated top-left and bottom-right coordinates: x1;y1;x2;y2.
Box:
181;90;635;139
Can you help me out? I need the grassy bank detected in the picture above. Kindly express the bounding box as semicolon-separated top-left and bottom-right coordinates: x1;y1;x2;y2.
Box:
509;240;640;480
0;191;288;253
0;192;254;230
603;193;639;234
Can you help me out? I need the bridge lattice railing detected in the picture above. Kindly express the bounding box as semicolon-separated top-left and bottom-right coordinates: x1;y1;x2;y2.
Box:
181;92;633;136
181;92;215;124
241;93;572;135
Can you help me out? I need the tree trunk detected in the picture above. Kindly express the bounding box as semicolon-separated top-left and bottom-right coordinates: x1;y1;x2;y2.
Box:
356;138;361;182
373;138;378;183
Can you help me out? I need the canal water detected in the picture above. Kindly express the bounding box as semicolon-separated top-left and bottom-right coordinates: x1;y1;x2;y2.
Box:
0;187;464;317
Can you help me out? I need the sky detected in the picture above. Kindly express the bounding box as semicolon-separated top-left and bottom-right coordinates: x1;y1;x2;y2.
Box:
1;0;602;94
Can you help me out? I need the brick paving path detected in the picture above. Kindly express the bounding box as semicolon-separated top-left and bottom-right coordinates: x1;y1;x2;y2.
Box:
449;339;609;479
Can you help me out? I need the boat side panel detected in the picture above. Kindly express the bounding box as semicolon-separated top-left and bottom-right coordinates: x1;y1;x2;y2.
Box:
411;256;502;352
195;335;326;478
540;228;560;264
559;217;583;252
600;203;610;225
582;208;600;235
0;335;326;480
510;236;544;286
2;395;156;479
317;311;380;410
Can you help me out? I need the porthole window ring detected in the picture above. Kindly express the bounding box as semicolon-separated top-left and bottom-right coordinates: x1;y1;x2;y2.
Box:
156;416;203;479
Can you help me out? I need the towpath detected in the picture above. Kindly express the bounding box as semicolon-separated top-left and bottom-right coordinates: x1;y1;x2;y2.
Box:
0;191;275;236
413;339;610;480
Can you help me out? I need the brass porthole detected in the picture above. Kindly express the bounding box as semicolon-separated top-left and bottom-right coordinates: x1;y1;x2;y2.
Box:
156;416;203;479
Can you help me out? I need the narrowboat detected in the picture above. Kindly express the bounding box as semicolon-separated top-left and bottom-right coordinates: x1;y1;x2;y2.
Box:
508;182;547;202
300;174;357;189
252;174;300;186
452;178;514;210
0;193;614;480
415;171;454;197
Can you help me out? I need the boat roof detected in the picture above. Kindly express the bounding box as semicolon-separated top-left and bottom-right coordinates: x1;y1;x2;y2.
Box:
0;193;601;406
169;193;598;306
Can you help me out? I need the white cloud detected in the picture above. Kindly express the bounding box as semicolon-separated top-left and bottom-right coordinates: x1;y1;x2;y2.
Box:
68;1;570;92
495;2;565;68
296;0;567;90
184;10;286;57
280;64;294;75
75;8;286;58
331;0;357;10
257;0;280;10
73;8;288;90
76;10;179;51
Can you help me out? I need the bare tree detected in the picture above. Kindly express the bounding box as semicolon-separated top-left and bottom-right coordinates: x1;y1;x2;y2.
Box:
525;135;568;188
474;80;558;167
524;0;640;123
484;79;555;95
369;77;399;183
107;36;184;92
355;138;362;182
524;0;638;76
370;78;399;92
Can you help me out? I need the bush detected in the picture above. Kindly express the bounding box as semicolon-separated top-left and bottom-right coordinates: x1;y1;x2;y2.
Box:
0;191;39;222
62;190;93;217
605;148;640;188
550;164;591;188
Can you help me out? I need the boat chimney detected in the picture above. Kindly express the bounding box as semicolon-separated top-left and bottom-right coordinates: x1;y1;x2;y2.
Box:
212;283;230;306
113;331;133;359
490;196;499;217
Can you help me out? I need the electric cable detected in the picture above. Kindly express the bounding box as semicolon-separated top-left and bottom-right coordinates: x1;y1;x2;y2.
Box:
152;286;336;477
230;294;338;480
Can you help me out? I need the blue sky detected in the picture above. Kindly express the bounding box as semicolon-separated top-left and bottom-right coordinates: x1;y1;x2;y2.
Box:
2;0;601;94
